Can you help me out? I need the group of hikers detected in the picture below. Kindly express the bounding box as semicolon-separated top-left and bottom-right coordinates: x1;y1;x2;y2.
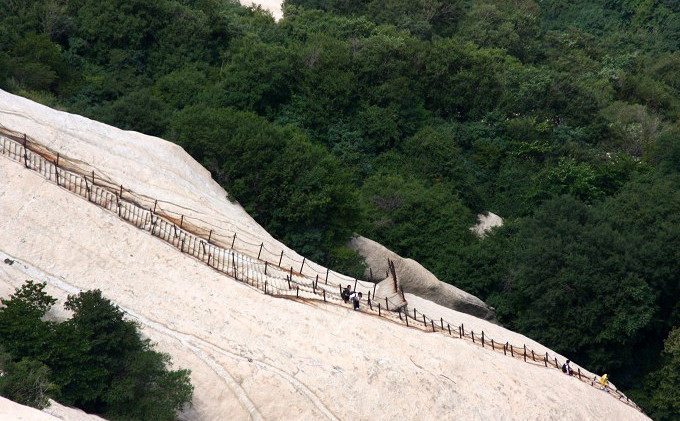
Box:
341;284;362;310
342;284;614;393
341;284;616;399
563;360;610;391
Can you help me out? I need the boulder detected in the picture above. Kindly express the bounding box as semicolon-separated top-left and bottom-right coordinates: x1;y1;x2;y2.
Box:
349;236;497;322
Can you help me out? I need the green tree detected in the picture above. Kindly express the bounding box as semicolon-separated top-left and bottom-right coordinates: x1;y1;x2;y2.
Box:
53;289;193;419
0;348;54;409
497;195;656;373
204;37;295;117
7;32;72;93
456;0;542;62
647;327;680;421
0;281;56;361
360;171;475;281
96;88;171;137
172;106;363;269
421;38;513;119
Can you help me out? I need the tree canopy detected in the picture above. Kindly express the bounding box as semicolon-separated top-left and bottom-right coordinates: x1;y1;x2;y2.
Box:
0;281;193;420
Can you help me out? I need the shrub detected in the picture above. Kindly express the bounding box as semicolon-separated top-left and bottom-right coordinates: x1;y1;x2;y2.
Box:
0;348;55;409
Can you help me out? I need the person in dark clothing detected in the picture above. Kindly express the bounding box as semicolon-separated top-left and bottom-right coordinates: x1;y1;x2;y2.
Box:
341;284;351;303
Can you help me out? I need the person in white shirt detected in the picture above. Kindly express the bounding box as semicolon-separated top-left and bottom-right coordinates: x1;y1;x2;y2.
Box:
349;291;362;310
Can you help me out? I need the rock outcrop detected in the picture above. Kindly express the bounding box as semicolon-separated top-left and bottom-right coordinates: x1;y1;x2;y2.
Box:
349;236;497;322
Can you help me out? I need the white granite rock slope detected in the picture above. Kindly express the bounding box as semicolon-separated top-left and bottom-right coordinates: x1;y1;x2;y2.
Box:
0;90;649;421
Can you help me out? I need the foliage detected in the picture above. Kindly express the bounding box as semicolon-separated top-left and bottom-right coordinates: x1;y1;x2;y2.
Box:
171;106;363;271
0;282;193;420
496;196;656;370
360;171;475;282
0;348;54;409
0;281;56;360
647;327;680;421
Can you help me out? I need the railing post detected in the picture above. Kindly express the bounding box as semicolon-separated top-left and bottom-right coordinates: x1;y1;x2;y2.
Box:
257;243;263;259
385;297;389;311
208;229;212;244
544;353;548;367
264;280;268;295
150;208;158;234
378;303;381;316
325;268;329;284
300;257;306;274
231;233;237;248
54;156;60;186
503;342;507;355
422;314;426;327
511;344;514;357
524;345;527;362
278;250;284;266
296;286;299;298
440;318;444;330
491;339;495;351
447;324;451;335
554;357;558;369
264;261;268;275
23;133;28;167
481;331;485;348
472;331;475;344
233;253;238;279
532;350;535;362
323;290;326;302
431;320;435;332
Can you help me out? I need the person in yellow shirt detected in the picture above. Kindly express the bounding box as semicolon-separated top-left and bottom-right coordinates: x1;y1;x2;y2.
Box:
599;374;608;391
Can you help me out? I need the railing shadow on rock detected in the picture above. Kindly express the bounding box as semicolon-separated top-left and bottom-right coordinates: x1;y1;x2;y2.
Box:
0;126;643;414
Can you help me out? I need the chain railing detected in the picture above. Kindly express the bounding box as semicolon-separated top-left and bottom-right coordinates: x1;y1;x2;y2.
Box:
0;126;644;414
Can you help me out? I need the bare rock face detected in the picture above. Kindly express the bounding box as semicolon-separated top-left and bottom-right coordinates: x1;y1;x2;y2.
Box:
349;236;497;322
470;212;503;237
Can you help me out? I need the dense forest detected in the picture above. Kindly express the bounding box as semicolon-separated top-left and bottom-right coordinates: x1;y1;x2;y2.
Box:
1;0;678;418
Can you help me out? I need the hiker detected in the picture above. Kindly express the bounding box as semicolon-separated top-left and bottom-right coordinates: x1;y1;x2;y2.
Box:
600;373;609;390
341;284;351;303
562;360;573;375
349;291;362;311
